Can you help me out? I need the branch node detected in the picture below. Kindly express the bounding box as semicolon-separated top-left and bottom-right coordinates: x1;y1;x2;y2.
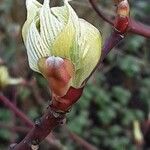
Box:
59;118;67;125
31;144;39;150
49;104;67;118
35;119;42;128
9;143;17;150
31;139;40;146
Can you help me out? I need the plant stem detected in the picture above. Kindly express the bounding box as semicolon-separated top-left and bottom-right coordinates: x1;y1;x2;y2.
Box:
89;0;114;25
68;130;98;150
13;106;65;150
0;93;96;150
130;19;150;38
0;123;29;134
0;93;60;147
0;93;33;127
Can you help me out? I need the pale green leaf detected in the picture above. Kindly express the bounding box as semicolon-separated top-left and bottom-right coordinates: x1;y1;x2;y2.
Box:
26;19;50;72
22;0;42;42
40;0;64;49
73;19;102;87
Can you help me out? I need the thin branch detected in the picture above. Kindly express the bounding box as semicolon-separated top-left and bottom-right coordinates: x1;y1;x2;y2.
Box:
129;19;150;38
89;0;114;25
13;107;65;150
10;87;18;143
0;123;29;134
13;110;97;150
0;93;96;150
0;93;33;127
100;31;124;61
0;93;60;147
67;130;98;150
71;0;115;17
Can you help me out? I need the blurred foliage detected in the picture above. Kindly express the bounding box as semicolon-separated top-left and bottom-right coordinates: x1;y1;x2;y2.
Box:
0;0;150;150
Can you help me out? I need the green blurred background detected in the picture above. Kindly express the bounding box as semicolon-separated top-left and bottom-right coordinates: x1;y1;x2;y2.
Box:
0;0;150;149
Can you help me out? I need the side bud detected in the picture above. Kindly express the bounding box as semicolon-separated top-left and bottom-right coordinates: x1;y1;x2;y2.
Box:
117;0;130;17
38;56;74;97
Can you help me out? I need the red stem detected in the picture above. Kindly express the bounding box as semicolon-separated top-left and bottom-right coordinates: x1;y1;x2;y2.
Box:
11;87;18;143
0;93;97;150
100;31;124;61
89;0;114;25
13;107;65;150
0;123;30;134
0;93;33;127
0;93;60;145
129;19;150;38
68;131;98;150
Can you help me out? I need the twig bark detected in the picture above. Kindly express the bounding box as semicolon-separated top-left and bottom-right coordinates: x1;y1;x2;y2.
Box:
0;123;30;134
0;93;33;127
12;107;65;150
0;93;97;150
10;87;18;143
89;0;114;25
0;93;61;147
68;130;98;150
129;19;150;38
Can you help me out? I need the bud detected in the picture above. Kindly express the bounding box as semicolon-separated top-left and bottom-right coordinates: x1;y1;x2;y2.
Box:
22;0;102;95
113;0;130;33
38;56;74;96
116;0;130;17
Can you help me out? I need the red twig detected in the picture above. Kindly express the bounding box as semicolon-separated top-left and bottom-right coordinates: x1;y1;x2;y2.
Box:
68;131;98;150
129;19;150;38
0;93;97;150
0;93;33;127
100;31;124;61
0;93;60;146
0;123;30;134
13;107;65;150
10;87;18;143
89;0;114;25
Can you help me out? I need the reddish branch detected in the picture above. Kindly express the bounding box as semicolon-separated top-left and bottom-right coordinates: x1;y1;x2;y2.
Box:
129;19;150;38
0;123;29;134
0;93;33;127
89;0;114;25
0;93;60;147
68;130;98;150
89;0;150;38
0;93;97;150
13;107;65;150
